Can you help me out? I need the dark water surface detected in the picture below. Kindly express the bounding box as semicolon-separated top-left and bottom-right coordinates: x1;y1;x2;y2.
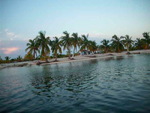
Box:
0;54;150;113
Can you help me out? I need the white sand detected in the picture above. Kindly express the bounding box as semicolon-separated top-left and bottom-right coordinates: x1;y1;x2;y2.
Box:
0;49;150;69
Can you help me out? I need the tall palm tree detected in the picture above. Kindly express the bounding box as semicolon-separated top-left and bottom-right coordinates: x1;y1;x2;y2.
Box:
88;41;97;54
143;32;150;49
71;33;81;57
51;37;62;61
35;31;51;62
121;35;133;53
25;39;40;59
101;39;110;53
61;31;72;59
111;35;124;52
80;34;89;54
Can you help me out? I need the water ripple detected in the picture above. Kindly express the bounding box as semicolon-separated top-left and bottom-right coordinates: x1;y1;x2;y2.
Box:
0;54;150;113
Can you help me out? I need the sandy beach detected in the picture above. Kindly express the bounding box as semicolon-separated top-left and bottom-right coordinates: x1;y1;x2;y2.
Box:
0;49;150;69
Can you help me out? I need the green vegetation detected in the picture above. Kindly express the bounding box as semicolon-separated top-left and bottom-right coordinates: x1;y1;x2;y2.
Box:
25;39;40;59
121;35;134;53
61;31;72;59
0;31;149;64
35;31;51;62
51;37;62;61
100;39;110;53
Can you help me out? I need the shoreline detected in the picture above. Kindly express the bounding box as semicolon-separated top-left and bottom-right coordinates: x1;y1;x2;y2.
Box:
0;49;150;69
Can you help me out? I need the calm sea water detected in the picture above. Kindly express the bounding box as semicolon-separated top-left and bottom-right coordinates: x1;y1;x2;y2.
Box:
0;54;150;113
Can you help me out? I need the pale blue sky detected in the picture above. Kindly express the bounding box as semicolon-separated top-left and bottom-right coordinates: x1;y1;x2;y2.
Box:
0;0;150;58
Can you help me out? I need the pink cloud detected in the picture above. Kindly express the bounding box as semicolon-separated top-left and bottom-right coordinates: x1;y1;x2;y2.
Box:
0;47;20;55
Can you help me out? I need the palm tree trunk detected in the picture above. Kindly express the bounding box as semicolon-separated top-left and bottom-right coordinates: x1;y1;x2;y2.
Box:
69;51;71;59
34;50;36;59
127;45;129;52
45;55;48;63
92;51;94;55
55;52;57;61
73;46;75;57
45;58;48;62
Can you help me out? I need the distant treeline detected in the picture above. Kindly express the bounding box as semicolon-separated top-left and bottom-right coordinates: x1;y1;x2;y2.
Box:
0;31;149;63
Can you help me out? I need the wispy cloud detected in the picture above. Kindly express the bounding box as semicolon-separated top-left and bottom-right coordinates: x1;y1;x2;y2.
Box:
0;47;20;55
2;29;22;40
5;29;8;32
7;32;15;36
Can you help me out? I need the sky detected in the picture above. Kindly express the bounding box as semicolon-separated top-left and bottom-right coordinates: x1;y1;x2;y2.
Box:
0;0;150;59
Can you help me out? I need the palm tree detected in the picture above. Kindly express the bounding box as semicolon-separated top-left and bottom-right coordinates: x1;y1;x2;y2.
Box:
71;33;81;57
25;39;40;59
5;56;10;61
80;34;89;54
61;31;72;59
121;35;133;53
111;35;124;52
51;37;62;61
35;31;51;62
17;55;22;61
134;38;145;49
101;39;110;53
0;56;2;61
88;41;97;54
142;32;150;49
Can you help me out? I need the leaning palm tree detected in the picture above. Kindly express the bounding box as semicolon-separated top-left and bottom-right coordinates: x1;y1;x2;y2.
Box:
111;35;124;52
51;37;62;61
80;34;89;54
101;39;110;53
35;31;51;62
25;39;40;59
71;33;81;57
121;35;133;53
142;32;150;49
61;31;72;59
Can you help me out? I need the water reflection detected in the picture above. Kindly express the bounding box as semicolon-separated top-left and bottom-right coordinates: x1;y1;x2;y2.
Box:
1;54;150;113
29;61;98;100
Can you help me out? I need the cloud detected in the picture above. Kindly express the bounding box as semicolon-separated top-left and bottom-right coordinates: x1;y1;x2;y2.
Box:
0;47;19;55
5;29;8;32
7;32;15;36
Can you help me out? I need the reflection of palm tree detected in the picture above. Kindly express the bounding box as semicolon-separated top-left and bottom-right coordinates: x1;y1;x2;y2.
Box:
51;37;62;61
101;39;110;53
71;33;80;57
35;31;51;62
143;32;150;49
61;31;72;59
25;39;40;59
121;35;133;53
111;35;124;52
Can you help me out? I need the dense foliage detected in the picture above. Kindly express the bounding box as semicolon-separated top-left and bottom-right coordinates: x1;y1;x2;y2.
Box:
0;31;149;63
